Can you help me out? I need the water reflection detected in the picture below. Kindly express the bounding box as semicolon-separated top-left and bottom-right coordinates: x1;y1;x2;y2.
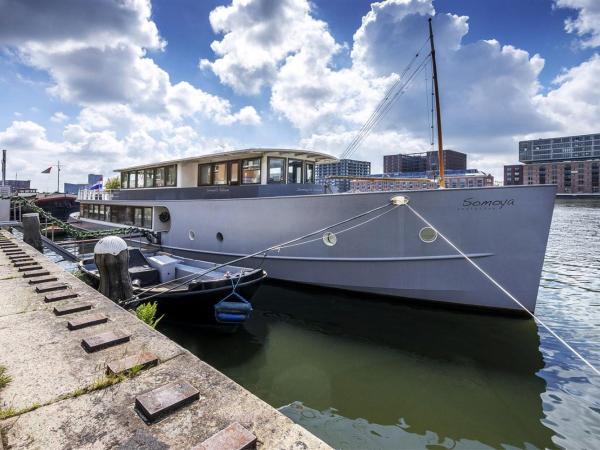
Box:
160;281;556;449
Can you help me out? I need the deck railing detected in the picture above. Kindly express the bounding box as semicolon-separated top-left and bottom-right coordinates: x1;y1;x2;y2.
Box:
77;189;116;201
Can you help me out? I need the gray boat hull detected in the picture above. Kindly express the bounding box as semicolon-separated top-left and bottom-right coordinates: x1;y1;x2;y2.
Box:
141;185;555;313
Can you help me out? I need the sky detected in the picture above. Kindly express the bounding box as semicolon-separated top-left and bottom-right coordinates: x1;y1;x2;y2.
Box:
1;0;599;191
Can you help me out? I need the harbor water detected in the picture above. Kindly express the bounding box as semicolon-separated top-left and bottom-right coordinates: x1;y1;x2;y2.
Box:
49;200;600;449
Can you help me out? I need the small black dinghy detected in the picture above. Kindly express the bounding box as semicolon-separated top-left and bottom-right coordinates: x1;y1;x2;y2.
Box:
78;248;266;324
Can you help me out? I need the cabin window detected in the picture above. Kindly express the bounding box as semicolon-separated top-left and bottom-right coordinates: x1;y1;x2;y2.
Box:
136;170;144;188
242;158;261;184
134;207;143;227
268;157;286;183
99;204;105;221
143;207;153;228
105;205;111;221
212;162;228;185
198;164;211;186
229;161;240;185
128;172;136;189
288;159;303;183
144;169;154;187
121;173;128;189
155;167;165;187
166;165;177;186
305;162;314;183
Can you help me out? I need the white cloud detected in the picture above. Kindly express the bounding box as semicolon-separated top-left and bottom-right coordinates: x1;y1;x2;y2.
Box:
0;0;260;123
50;112;69;123
555;0;600;48
200;0;341;95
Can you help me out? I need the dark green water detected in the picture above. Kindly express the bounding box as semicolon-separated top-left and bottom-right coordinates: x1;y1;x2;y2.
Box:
159;200;600;450
49;200;600;449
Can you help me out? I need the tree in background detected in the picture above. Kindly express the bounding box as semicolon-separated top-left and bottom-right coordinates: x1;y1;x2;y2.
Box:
104;176;120;189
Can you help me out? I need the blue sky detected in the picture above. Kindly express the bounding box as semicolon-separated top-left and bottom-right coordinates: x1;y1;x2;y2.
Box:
1;0;599;191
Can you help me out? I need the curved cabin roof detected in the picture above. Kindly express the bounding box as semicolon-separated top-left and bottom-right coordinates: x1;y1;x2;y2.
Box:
114;148;337;172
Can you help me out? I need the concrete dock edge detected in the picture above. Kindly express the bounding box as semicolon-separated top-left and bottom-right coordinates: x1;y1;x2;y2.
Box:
0;231;331;449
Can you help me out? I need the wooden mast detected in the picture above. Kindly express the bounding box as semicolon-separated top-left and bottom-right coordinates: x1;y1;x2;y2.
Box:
428;17;445;188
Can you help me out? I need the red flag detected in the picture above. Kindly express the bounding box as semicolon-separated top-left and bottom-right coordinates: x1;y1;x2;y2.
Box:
41;167;52;174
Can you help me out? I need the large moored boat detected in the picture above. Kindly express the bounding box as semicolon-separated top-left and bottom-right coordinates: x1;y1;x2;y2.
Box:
77;148;556;314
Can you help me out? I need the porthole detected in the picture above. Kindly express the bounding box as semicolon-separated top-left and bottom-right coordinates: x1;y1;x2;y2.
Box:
188;230;196;241
216;232;224;242
323;232;337;247
419;227;437;243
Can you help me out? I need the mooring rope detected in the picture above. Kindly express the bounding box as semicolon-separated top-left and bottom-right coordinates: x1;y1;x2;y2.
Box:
119;201;396;306
405;203;600;377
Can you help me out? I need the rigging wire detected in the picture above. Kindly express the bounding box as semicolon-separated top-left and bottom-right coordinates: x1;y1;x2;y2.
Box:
339;36;431;161
341;54;431;161
406;203;600;377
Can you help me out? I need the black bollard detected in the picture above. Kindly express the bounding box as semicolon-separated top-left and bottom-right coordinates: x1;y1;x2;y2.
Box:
22;213;43;252
94;236;133;303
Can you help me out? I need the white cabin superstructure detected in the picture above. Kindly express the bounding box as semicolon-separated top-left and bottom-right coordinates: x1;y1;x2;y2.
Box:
77;148;556;315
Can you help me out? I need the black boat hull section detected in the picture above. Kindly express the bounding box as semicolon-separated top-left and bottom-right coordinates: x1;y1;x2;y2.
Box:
78;249;266;324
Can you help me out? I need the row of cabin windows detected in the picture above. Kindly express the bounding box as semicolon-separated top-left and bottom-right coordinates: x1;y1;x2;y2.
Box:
120;165;177;189
197;157;315;186
80;204;153;229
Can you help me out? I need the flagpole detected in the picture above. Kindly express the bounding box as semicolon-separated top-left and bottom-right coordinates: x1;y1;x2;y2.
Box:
57;160;60;193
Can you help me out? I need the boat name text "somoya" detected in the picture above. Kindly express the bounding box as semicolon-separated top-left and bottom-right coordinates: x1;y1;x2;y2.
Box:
462;198;515;209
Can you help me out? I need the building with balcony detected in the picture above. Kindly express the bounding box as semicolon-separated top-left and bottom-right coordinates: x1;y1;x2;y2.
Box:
315;159;371;192
519;133;600;164
348;170;493;192
505;133;600;193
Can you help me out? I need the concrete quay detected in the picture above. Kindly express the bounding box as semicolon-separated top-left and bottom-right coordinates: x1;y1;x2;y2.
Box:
0;230;330;450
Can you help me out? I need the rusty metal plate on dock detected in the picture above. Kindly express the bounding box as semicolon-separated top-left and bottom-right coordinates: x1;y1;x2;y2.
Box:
13;260;38;268
35;282;67;293
44;290;78;303
28;276;58;285
135;379;199;423
53;302;92;316
4;250;24;255
191;422;257;450
67;313;108;330
8;255;32;261
106;352;158;376
18;265;42;272
81;329;130;353
22;269;50;278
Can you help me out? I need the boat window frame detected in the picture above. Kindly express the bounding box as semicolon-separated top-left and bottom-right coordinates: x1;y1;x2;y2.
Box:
304;161;315;183
241;157;262;185
155;167;165;187
144;168;154;188
267;156;287;184
136;170;145;188
165;164;177;187
212;161;228;186
198;163;213;186
128;172;136;189
229;160;241;185
121;172;128;189
288;158;303;184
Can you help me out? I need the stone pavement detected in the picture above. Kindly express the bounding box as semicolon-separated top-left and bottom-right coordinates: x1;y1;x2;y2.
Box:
0;230;330;450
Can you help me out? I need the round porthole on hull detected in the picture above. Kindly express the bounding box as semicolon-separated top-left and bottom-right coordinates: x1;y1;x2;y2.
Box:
323;232;337;246
216;232;224;242
419;227;438;243
188;230;196;241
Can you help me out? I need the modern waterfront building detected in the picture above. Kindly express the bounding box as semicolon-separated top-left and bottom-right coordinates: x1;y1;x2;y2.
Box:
64;174;104;194
87;174;103;186
315;158;371;192
504;133;600;193
64;183;89;195
519;133;600;163
383;150;466;174
348;170;493;192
